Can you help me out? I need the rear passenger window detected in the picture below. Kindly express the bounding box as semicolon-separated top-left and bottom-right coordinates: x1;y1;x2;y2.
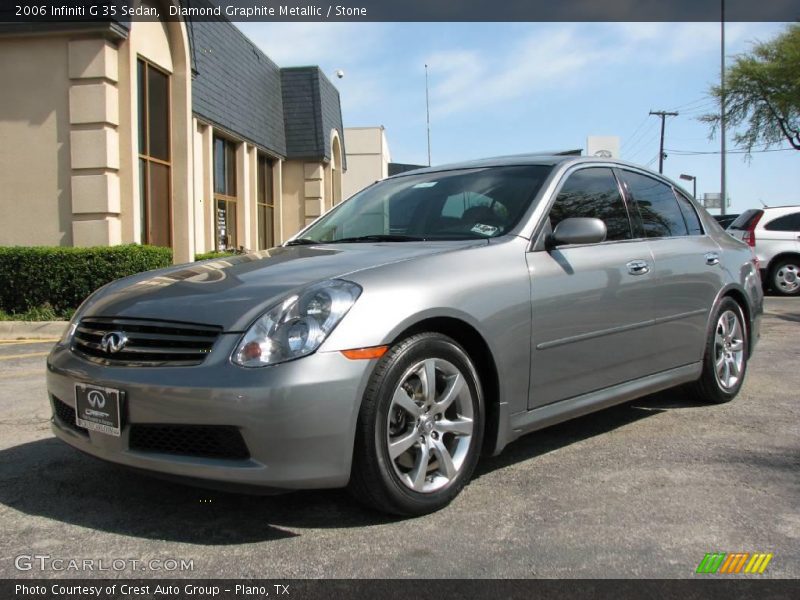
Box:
674;191;704;235
764;213;800;231
549;168;632;241
623;172;688;237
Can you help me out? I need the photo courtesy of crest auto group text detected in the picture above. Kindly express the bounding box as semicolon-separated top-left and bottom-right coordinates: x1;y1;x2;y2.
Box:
0;0;798;599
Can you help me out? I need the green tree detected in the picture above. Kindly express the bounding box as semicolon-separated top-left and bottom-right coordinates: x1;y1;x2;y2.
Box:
701;24;800;152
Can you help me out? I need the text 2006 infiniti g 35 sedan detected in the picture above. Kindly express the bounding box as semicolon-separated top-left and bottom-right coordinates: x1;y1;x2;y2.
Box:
48;154;763;515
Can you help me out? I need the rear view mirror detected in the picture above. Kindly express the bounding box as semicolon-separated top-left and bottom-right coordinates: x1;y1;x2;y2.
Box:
549;217;607;247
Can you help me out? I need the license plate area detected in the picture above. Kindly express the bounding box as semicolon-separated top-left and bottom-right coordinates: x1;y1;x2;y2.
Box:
74;383;123;437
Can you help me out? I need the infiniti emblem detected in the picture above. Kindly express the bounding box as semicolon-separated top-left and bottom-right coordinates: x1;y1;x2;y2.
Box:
100;332;128;354
86;390;106;409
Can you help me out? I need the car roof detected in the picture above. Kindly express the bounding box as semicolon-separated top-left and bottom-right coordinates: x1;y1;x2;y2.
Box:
385;153;664;178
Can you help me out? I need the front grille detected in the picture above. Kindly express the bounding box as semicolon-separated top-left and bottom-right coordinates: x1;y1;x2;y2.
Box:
72;317;221;366
52;396;88;434
129;425;250;460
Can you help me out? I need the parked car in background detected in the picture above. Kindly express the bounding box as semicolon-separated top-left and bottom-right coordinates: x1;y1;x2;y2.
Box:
47;155;763;516
728;206;800;296
713;214;740;230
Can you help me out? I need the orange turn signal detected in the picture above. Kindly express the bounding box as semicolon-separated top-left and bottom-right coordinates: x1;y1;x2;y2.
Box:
341;346;389;360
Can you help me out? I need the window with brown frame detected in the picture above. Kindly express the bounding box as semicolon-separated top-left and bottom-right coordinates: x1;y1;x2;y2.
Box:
137;59;171;247
257;155;275;250
214;137;237;250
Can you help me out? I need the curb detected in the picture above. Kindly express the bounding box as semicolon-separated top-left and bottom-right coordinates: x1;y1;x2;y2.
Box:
0;321;68;340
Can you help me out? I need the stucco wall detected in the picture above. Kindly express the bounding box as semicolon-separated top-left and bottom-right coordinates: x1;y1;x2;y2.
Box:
281;160;306;236
0;36;72;246
342;127;389;200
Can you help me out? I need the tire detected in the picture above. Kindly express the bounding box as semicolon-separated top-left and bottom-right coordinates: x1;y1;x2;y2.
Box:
348;332;484;516
769;258;800;296
687;297;749;404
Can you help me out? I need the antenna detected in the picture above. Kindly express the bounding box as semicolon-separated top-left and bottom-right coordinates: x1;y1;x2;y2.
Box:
425;64;431;166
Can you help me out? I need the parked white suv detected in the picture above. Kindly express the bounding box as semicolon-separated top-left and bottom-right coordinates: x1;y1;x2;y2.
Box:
728;206;800;296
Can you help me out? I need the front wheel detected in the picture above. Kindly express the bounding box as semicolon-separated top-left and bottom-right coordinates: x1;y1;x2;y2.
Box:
687;297;748;404
348;332;484;516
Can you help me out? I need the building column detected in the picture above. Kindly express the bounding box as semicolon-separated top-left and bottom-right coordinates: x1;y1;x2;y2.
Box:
201;124;214;252
67;39;121;246
273;160;284;244
303;162;324;226
248;145;258;248
236;142;253;250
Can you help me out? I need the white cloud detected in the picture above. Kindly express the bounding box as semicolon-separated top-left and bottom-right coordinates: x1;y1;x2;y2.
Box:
426;25;606;118
235;22;383;67
423;22;785;120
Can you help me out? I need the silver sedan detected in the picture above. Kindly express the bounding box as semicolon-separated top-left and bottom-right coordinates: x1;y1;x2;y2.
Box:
47;154;763;515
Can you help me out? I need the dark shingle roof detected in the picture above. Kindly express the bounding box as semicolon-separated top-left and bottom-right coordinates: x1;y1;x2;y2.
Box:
280;67;346;166
189;16;288;158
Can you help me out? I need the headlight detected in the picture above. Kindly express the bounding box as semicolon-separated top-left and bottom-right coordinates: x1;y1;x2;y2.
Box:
232;279;362;367
58;283;112;346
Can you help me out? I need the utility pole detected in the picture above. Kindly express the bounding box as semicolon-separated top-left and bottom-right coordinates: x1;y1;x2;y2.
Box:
649;110;678;174
720;0;727;215
425;64;431;166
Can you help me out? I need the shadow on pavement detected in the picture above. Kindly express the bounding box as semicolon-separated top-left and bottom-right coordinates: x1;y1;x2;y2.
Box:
474;388;689;477
0;388;693;544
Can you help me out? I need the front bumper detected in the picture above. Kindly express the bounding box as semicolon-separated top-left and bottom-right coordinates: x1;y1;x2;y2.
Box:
46;334;373;491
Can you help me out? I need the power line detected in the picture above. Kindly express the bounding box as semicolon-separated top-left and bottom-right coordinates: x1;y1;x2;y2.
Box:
668;97;716;112
623;120;658;154
665;146;795;155
621;114;651;150
624;121;660;160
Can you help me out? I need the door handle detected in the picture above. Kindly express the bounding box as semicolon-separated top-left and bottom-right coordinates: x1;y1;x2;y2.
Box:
705;252;720;266
626;260;650;276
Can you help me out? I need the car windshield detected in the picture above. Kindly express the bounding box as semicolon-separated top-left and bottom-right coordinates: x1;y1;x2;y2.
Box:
290;165;552;244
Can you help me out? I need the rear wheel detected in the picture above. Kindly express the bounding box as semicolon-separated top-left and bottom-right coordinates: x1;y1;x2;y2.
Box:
770;258;800;296
348;332;484;516
687;297;748;404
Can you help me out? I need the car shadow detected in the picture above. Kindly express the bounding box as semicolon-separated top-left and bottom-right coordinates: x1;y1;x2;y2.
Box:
0;388;694;544
474;387;690;478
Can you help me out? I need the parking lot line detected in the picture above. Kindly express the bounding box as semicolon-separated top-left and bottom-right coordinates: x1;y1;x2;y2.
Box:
0;352;49;361
0;368;41;379
0;339;58;345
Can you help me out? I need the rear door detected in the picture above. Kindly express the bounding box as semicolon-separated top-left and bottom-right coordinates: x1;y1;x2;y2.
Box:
526;166;657;409
619;170;725;371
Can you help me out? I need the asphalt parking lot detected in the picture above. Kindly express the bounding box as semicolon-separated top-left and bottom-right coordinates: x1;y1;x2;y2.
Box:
0;297;797;579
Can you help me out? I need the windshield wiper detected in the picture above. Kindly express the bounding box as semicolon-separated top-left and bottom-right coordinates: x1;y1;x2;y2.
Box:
285;237;320;246
325;234;426;243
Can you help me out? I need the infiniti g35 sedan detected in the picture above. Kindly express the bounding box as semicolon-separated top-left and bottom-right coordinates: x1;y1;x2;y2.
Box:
48;155;763;516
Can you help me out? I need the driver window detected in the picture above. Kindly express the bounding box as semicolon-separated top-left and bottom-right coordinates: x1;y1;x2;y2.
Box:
549;168;633;241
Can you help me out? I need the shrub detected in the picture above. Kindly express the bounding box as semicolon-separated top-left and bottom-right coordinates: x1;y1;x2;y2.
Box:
0;245;173;316
194;250;237;261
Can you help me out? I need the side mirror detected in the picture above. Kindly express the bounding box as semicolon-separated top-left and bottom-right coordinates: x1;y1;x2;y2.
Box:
549;217;607;247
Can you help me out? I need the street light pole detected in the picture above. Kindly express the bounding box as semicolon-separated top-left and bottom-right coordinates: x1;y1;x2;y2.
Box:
720;0;727;215
680;174;697;199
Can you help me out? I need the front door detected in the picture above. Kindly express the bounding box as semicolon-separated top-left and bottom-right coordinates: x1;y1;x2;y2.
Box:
527;167;657;410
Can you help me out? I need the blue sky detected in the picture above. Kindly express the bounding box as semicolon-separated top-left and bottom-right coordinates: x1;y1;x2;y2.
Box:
238;22;797;214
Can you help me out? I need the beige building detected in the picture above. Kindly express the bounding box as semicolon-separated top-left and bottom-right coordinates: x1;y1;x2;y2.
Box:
342;126;390;200
0;1;346;263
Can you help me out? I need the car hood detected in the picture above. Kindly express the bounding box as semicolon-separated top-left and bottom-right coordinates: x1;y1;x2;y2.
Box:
84;241;485;331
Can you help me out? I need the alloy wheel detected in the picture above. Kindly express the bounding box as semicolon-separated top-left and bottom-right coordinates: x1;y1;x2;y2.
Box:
773;263;800;294
386;358;474;493
713;309;745;390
